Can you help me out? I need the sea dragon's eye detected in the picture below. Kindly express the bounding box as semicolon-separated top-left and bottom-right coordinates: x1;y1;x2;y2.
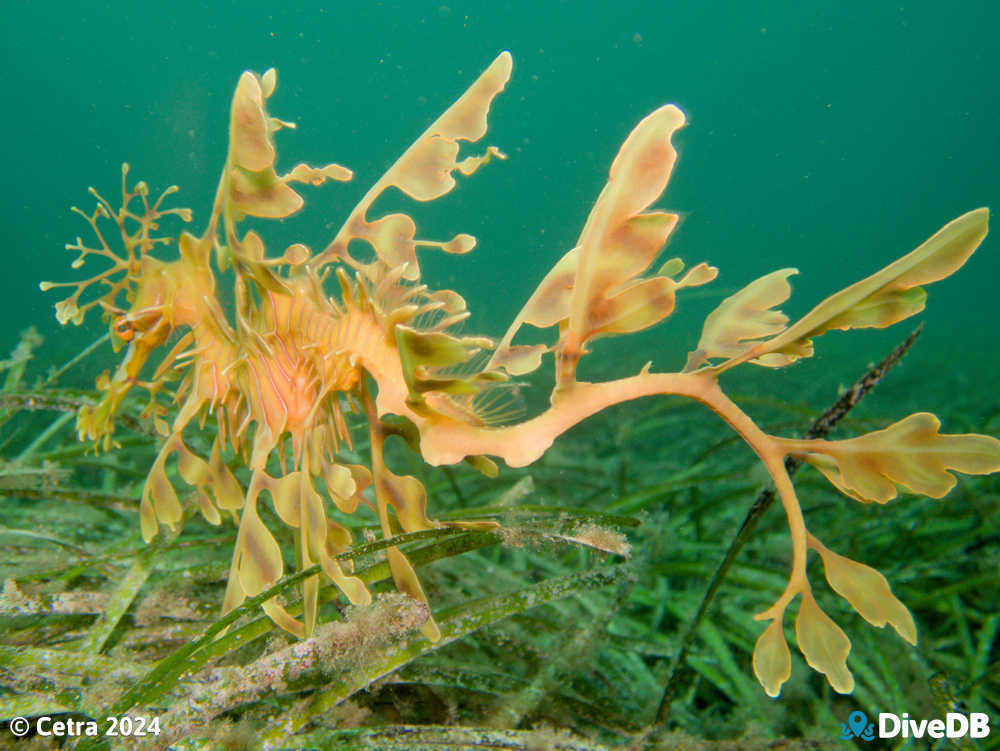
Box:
113;316;135;342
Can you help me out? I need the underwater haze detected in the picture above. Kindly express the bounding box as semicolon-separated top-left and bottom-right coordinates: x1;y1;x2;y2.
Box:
3;0;999;388
2;1;999;749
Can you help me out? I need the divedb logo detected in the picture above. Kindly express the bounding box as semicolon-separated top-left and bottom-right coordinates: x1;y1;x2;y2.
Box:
840;710;991;741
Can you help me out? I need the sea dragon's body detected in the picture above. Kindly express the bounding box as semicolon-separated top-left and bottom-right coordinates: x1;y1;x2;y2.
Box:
44;52;1000;696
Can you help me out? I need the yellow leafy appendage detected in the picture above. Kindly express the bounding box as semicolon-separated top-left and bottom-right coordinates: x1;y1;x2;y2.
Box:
43;52;1000;696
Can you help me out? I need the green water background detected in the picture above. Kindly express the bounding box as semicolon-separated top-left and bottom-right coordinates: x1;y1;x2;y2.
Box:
2;0;997;416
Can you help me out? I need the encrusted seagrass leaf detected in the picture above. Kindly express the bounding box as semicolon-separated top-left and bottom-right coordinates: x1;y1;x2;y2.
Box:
724;208;989;370
789;412;1000;503
813;540;916;644
752;619;791;698
795;593;854;694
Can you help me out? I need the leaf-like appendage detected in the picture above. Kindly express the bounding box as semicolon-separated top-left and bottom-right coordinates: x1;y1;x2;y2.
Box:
228;72;300;219
364;214;419;271
387;97;503;190
394;324;503;418
254;469;371;612
285;162;353;186
228;163;304;220
227;481;300;635
175;438;244;514
791;412;1000;503
236;496;284;597
512;246;581;330
814;542;916;644
230;72;276;172
322;461;359;514
568;108;687;345
487;106;718;375
396;325;485;375
140;453;182;542
377;467;435;534
486;343;548;377
233;470;369;635
489;255;716;374
43;164;193;349
753;619;792;697
728;209;989;369
795;593;854;694
297;473;370;608
315;52;512;281
387;547;441;641
485;246;580;374
227;71;352;222
587;275;676;337
687;268;798;370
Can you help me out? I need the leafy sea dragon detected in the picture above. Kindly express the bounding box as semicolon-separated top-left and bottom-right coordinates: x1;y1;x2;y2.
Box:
42;51;1000;696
